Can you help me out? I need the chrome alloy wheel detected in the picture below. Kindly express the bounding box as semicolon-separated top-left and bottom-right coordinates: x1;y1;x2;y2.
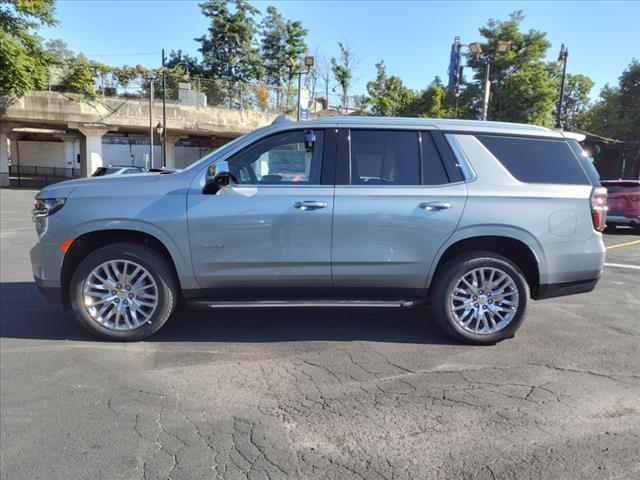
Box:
82;260;159;331
449;267;519;335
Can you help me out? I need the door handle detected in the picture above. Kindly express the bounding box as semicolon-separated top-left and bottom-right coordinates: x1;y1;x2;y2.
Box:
419;201;453;211
294;201;328;210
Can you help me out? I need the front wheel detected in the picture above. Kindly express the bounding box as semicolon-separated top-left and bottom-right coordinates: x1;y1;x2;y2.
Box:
70;242;178;341
430;251;530;345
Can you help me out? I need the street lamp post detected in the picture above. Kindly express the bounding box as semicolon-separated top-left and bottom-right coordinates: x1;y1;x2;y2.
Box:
468;40;511;121
555;44;569;129
161;49;167;168
285;55;315;121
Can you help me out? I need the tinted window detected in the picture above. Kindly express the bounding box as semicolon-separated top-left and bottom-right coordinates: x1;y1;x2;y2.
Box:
567;139;600;185
92;167;121;176
350;130;419;185
228;129;324;185
421;132;450;185
477;135;589;185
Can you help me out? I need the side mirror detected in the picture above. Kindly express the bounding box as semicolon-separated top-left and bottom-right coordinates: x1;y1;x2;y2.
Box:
203;161;236;194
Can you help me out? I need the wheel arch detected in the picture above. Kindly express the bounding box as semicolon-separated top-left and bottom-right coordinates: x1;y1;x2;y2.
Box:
61;229;185;310
427;229;544;298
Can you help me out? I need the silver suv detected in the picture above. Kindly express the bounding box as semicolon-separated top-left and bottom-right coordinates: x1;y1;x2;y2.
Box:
30;117;607;344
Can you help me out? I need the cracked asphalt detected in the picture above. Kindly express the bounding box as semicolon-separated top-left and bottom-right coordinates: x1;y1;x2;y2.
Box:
1;188;639;480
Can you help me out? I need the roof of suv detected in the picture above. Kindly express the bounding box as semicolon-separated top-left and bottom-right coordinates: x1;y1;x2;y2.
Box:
279;116;566;139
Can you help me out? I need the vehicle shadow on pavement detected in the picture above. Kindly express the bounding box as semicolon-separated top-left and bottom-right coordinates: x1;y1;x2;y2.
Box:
0;282;456;345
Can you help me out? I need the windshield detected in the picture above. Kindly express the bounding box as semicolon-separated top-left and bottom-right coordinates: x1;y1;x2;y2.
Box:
92;167;121;176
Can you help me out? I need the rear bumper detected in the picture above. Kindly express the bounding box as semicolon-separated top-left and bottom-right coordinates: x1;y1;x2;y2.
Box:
535;277;600;300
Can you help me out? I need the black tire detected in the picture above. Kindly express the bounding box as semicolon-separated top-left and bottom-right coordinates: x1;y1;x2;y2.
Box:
70;242;178;341
430;251;530;345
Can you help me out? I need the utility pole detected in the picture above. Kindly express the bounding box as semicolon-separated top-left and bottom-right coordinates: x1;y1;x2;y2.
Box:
481;60;491;121
555;44;569;129
161;49;167;168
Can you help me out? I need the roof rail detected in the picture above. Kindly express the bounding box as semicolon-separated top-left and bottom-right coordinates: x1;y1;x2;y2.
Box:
271;114;290;125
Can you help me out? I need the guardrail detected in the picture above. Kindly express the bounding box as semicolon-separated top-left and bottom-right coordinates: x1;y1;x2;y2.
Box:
6;165;81;187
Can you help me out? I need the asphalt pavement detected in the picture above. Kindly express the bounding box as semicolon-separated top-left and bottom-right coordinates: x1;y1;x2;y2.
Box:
1;188;639;480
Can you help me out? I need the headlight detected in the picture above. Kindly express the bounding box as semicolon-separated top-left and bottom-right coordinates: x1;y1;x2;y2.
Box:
32;198;66;220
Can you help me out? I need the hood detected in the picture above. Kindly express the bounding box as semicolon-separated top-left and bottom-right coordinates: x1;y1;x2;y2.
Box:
36;173;162;199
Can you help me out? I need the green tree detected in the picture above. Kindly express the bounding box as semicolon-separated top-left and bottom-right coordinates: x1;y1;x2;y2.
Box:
112;65;138;92
585;59;640;142
165;50;204;77
0;0;58;97
401;77;452;118
196;0;262;85
260;6;308;108
62;53;95;97
365;61;414;116
44;38;73;62
331;41;358;109
465;10;558;125
559;73;594;129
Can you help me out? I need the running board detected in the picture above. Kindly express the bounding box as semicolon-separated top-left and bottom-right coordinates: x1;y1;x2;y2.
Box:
187;299;417;310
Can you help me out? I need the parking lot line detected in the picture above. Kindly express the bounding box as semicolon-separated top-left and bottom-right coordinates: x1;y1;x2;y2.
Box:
604;262;640;270
606;239;640;250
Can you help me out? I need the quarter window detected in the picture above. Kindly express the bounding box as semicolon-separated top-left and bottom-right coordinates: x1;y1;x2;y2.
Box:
229;129;324;185
350;130;420;185
476;135;589;185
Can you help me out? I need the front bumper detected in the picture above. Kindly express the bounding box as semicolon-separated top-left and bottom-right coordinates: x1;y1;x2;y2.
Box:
30;219;70;305
34;276;63;304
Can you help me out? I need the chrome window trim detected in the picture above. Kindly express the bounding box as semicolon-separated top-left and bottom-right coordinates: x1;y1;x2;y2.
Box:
444;133;477;182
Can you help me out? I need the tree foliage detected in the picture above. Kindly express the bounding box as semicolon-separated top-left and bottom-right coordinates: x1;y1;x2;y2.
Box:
260;7;307;86
558;73;594;128
44;38;73;62
62;53;95;97
465;10;557;125
585;59;640;142
365;61;413;116
0;0;57;96
401;77;451;118
196;0;262;84
331;41;358;108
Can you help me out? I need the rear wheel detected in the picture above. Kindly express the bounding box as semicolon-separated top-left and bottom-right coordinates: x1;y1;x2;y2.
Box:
430;251;529;345
70;243;177;341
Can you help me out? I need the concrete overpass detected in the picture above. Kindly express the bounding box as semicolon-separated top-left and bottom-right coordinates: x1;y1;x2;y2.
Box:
0;91;282;185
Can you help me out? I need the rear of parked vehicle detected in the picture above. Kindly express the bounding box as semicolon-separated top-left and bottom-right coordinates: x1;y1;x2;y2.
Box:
601;180;640;230
30;118;606;344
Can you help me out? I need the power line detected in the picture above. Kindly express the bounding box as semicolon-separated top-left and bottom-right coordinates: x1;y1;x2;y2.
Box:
573;127;640;145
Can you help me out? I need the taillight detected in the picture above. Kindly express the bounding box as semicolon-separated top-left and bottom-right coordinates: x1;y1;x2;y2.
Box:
590;187;608;231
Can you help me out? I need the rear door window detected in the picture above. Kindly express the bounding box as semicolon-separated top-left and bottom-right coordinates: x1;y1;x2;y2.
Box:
421;132;450;185
349;130;419;185
476;135;590;185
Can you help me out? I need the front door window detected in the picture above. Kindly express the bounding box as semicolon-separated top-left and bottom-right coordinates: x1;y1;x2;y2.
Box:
229;130;324;185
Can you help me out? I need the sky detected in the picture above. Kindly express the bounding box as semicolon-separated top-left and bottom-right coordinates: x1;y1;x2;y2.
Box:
40;0;640;99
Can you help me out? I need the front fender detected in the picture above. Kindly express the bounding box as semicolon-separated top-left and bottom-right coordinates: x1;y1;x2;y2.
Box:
70;219;198;290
